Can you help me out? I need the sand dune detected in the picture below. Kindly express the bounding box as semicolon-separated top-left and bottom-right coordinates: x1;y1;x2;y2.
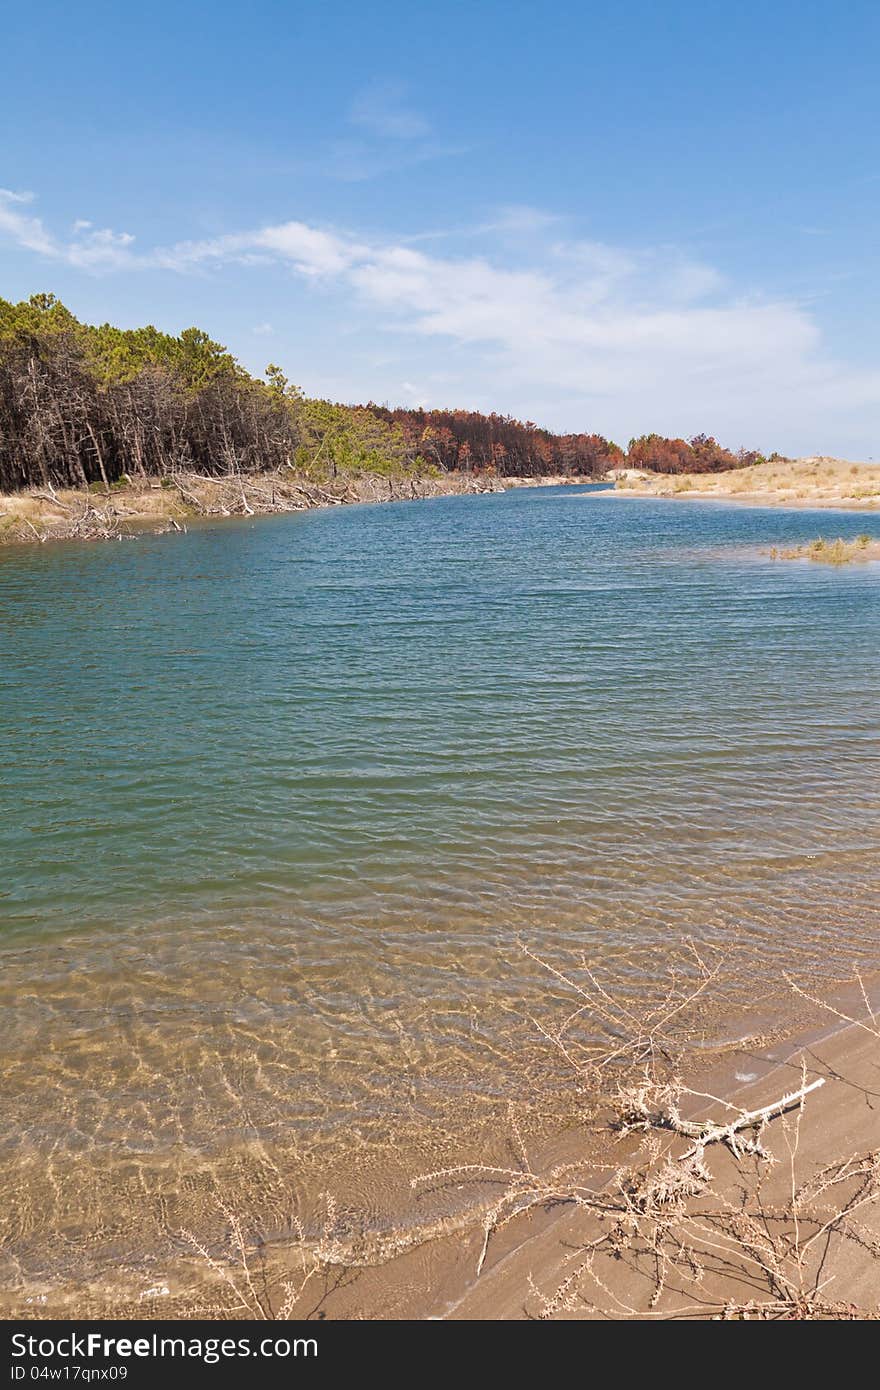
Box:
605;456;880;510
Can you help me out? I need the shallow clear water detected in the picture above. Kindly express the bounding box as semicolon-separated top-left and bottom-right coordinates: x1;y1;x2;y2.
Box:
1;485;879;1305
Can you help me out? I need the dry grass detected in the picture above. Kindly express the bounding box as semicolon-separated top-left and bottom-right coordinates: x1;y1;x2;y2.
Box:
769;535;880;565
613;456;880;509
177;1195;351;1320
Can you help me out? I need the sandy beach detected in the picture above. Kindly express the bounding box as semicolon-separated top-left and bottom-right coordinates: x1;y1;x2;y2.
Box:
602;457;880;511
448;1001;880;1319
101;978;876;1323
284;984;880;1321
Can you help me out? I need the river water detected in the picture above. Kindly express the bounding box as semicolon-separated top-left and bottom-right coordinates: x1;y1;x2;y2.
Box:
1;484;878;1310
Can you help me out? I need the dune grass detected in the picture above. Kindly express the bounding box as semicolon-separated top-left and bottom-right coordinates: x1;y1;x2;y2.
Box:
770;535;880;565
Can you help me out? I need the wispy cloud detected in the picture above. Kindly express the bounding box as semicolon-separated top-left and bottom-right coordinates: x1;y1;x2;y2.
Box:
476;205;565;237
2;187;878;449
290;80;462;182
288;134;464;184
0;189;57;257
349;81;431;141
0;189;137;269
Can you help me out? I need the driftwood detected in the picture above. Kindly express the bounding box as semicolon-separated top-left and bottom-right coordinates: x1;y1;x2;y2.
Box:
283;475;344;505
619;1075;825;1160
169;470;310;518
31;489;72;510
170;476;207;511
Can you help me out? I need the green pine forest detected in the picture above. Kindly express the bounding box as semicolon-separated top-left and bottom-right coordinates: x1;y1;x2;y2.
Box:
0;294;769;496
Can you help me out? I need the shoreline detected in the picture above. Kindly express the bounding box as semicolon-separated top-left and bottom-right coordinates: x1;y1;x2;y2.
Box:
444;993;880;1319
0;472;597;548
343;975;880;1320
596;455;880;513
10;457;880;548
595;488;880;514
8;970;872;1322
0;469;504;547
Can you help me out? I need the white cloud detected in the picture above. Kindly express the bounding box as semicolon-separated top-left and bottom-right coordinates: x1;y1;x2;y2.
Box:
251;221;363;276
0;188;57;257
0;192;142;270
67;226;137;270
1;187;878;452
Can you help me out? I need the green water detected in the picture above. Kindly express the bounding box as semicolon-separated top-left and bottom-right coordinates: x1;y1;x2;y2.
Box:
1;485;878;1307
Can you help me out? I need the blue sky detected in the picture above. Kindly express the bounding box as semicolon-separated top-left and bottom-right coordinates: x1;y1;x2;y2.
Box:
2;1;878;455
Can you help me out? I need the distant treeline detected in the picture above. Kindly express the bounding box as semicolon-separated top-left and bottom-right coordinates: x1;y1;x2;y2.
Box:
364;405;626;478
626;433;767;474
0;294;769;495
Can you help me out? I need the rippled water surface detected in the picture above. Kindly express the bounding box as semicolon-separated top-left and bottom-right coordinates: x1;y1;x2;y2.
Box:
1;486;879;1308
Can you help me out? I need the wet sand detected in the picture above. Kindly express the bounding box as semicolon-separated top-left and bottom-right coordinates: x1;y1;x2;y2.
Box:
4;962;877;1320
287;985;880;1321
446;1003;880;1319
169;984;880;1321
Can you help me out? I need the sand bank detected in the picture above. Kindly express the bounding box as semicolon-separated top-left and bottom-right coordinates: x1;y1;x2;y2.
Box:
0;468;507;546
770;536;880;564
599;456;880;511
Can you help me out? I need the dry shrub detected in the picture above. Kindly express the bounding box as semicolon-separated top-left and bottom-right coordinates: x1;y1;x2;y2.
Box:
414;948;880;1320
175;950;879;1320
178;1196;343;1320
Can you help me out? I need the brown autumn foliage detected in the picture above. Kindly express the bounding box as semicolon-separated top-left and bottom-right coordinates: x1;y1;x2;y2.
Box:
365;404;626;478
0;294;766;496
627;431;766;475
